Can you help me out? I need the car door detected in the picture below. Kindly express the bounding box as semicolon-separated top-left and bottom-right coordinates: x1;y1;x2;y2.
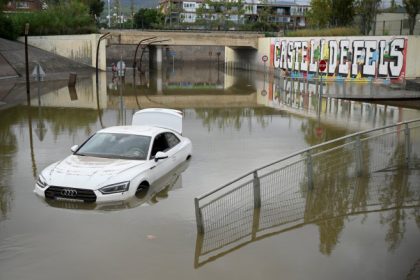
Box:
164;132;183;165
148;132;178;183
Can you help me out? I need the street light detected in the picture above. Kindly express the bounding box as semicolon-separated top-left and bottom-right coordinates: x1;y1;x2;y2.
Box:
96;32;111;85
25;23;30;105
137;39;170;73
133;36;158;69
107;0;111;28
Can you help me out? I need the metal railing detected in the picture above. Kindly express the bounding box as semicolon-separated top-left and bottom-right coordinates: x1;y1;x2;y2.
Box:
194;118;420;236
194;168;420;267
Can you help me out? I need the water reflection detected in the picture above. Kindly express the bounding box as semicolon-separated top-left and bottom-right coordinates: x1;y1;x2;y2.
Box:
0;107;16;221
194;169;420;268
40;160;189;211
194;108;285;131
255;73;420;134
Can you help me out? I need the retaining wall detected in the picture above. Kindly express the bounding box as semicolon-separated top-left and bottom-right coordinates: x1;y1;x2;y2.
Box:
227;36;420;80
18;34;107;71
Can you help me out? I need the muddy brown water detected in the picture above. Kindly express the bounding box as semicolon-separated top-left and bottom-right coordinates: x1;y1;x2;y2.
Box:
0;66;419;280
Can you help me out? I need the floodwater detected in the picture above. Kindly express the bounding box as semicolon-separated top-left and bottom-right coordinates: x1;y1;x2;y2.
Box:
1;62;420;280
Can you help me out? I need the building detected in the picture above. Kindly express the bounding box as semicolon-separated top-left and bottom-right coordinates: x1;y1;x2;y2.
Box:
3;0;43;12
159;0;309;29
245;0;309;28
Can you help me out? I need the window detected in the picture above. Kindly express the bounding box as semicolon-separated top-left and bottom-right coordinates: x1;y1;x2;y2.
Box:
150;132;180;158
151;133;170;158
16;1;29;8
76;133;151;160
165;133;180;148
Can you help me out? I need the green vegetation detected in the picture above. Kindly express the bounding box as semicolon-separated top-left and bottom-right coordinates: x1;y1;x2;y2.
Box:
195;0;245;30
0;14;19;40
0;1;97;40
134;8;164;29
306;0;386;35
403;0;420;35
356;0;381;35
285;27;361;37
307;0;355;28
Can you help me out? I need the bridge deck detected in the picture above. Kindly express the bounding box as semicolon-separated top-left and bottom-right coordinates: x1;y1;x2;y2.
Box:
104;29;263;49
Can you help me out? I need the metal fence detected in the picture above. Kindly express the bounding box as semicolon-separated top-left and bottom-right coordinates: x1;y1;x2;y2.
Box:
194;118;420;267
373;19;420;36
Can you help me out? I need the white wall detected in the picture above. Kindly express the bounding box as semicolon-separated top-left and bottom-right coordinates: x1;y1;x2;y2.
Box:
18;34;107;71
233;36;420;79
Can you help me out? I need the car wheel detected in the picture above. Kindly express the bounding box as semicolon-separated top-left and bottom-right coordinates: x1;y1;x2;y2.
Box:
135;182;149;199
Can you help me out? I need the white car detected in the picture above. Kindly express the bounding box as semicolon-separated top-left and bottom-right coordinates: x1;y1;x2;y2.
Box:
40;160;190;211
34;108;192;203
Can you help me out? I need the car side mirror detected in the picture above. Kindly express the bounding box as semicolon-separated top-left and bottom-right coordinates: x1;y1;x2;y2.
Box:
70;145;79;153
155;151;168;162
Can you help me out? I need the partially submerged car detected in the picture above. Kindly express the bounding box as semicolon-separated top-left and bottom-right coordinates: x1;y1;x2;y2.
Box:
40;159;190;211
34;108;192;203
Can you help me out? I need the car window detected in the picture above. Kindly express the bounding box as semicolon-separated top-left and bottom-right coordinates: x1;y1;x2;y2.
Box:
165;133;180;148
76;133;151;160
150;133;170;158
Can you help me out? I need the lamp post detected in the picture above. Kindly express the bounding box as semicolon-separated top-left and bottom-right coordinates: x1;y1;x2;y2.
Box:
25;23;30;105
107;0;111;28
133;36;158;70
96;32;111;85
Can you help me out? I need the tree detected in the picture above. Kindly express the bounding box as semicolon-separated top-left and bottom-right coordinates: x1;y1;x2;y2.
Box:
403;0;420;35
0;0;7;9
389;0;398;11
306;0;332;28
195;1;211;28
82;0;104;19
356;0;381;35
330;0;355;27
307;0;356;28
134;8;164;29
234;0;245;26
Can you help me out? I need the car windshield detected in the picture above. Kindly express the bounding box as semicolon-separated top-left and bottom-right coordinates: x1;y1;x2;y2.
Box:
76;133;151;160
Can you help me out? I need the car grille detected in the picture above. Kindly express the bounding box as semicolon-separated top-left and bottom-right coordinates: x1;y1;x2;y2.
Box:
45;186;97;203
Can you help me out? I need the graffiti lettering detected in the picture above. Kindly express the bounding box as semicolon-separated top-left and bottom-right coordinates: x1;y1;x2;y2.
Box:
273;37;407;80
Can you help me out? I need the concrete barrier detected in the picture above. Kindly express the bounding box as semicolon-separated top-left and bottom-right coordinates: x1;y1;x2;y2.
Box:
18;34;107;71
226;36;420;80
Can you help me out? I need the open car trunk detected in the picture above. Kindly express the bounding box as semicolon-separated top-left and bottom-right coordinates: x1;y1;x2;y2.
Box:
131;108;183;134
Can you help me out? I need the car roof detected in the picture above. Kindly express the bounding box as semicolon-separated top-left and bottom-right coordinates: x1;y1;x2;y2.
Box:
97;125;170;137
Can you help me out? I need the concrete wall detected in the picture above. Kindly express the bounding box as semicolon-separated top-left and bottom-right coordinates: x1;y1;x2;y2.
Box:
227;36;420;80
18;34;107;71
107;30;262;49
407;37;420;78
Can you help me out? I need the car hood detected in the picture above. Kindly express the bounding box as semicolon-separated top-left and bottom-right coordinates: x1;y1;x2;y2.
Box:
44;155;145;189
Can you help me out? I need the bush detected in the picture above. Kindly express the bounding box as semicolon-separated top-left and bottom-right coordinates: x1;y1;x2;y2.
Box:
6;1;96;38
0;14;19;40
285;27;361;37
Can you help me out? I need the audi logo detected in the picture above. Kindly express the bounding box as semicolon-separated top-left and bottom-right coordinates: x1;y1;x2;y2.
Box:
60;189;78;197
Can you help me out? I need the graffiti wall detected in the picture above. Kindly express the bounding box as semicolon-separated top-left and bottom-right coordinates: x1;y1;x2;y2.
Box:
271;37;408;82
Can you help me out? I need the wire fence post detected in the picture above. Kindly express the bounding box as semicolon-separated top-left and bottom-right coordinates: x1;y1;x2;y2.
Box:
306;151;313;191
195;198;204;234
251;207;260;240
355;135;363;177
253;171;261;209
404;123;411;167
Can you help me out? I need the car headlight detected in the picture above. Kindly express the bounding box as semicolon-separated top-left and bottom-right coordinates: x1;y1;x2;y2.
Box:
99;181;130;194
36;174;48;188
